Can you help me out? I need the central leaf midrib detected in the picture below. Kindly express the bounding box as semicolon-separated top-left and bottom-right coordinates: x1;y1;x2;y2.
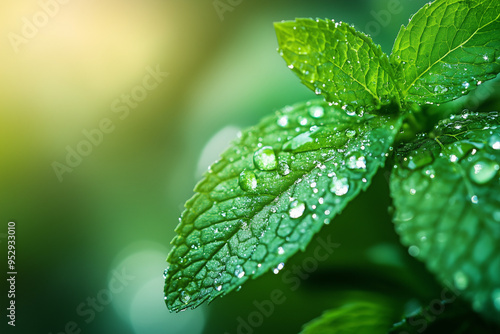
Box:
330;58;379;102
403;9;500;95
172;127;373;308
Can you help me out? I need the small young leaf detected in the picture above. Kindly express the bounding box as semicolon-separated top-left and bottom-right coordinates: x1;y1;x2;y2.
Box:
164;100;403;311
275;18;401;114
300;301;396;334
391;0;500;104
390;111;500;324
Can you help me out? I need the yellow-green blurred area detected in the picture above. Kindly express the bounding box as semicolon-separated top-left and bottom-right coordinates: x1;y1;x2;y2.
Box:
0;1;442;333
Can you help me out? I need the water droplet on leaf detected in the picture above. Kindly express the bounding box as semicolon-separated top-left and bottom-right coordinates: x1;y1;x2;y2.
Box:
273;262;285;274
254;146;277;170
469;159;499;184
277;115;289;127
180;291;191;304
408;245;420;257
239;169;257;191
298;116;308;126
454;271;469;290
404;150;434;170
434;85;448;94
278;161;291;176
345;129;356;138
330;174;349;196
277;152;292;176
308;105;324;118
488;135;500;150
289;200;305;219
346;152;367;170
471;195;479;204
234;265;245;278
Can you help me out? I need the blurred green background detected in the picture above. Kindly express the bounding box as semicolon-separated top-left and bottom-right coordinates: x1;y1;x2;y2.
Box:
0;1;445;333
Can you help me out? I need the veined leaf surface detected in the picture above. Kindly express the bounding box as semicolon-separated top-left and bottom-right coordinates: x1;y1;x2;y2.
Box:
391;0;500;104
391;111;500;323
164;100;403;311
300;301;396;334
275;18;401;114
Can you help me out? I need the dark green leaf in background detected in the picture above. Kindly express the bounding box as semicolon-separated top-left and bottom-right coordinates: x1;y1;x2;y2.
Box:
300;301;396;334
164;100;403;311
391;111;500;324
275;19;402;114
391;0;500;104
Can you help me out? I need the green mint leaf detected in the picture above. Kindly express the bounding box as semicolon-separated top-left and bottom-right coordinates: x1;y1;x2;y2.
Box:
300;301;396;334
390;111;500;324
164;100;403;311
391;0;500;104
275;18;401;114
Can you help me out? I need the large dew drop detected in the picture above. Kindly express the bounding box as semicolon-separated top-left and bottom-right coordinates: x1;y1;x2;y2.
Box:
289;200;305;219
346;152;367;170
330;174;349;196
253;146;277;170
489;134;500;150
308;105;325;118
239;169;257;191
469;159;499;184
